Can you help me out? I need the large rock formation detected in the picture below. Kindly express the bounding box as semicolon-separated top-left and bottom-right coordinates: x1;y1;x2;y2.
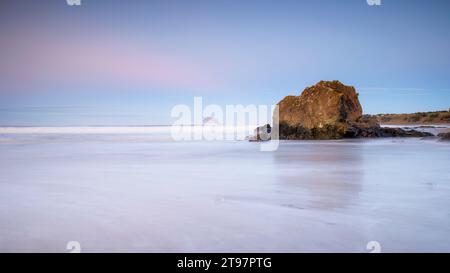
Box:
276;80;362;129
271;81;432;140
274;81;362;139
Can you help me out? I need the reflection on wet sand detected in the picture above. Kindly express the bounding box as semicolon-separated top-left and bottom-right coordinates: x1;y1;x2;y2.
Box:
1;133;450;252
273;141;364;210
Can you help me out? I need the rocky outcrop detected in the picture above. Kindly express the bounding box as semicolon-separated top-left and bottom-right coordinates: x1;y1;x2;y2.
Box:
438;132;450;141
376;110;450;125
274;81;363;139
343;115;433;137
266;80;433;140
249;124;271;141
345;126;433;138
275;80;361;130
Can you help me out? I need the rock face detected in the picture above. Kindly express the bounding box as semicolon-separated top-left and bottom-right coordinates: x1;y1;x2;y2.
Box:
273;80;432;139
275;81;362;139
438;132;450;141
345;126;433;138
276;80;361;129
376;110;450;124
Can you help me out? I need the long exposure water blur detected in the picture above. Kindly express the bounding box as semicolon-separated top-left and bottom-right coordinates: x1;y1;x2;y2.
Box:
0;126;449;252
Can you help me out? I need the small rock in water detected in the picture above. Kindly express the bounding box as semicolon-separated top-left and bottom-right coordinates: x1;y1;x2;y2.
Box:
249;124;271;142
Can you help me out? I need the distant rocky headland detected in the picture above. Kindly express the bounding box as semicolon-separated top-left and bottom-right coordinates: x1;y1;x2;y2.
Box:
252;80;450;141
375;110;450;125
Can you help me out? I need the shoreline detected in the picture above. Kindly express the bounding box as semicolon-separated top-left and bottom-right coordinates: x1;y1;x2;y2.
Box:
380;122;450;126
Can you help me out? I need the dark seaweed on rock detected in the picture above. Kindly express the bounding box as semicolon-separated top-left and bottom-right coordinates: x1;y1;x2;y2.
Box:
438;132;450;141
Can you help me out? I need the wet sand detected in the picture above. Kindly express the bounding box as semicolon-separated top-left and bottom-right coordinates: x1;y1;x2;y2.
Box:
0;128;449;252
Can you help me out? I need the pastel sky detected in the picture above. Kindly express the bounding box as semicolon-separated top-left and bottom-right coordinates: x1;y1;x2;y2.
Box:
1;0;449;125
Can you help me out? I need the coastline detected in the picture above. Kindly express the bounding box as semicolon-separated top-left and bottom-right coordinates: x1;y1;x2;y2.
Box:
375;110;450;125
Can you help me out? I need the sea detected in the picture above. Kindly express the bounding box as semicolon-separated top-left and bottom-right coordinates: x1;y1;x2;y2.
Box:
0;125;449;252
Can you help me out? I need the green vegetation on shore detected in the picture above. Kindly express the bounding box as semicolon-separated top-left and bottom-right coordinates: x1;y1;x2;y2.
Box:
375;110;450;124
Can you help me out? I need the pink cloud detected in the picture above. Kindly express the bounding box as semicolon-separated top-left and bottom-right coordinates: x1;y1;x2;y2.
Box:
0;31;219;92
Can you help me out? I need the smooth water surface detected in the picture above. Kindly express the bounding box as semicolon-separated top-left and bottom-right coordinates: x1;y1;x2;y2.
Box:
0;127;449;252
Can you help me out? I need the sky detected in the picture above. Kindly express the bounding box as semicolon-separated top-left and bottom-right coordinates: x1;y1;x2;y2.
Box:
0;0;450;126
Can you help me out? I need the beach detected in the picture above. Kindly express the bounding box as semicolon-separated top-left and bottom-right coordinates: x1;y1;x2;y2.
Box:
0;126;449;252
